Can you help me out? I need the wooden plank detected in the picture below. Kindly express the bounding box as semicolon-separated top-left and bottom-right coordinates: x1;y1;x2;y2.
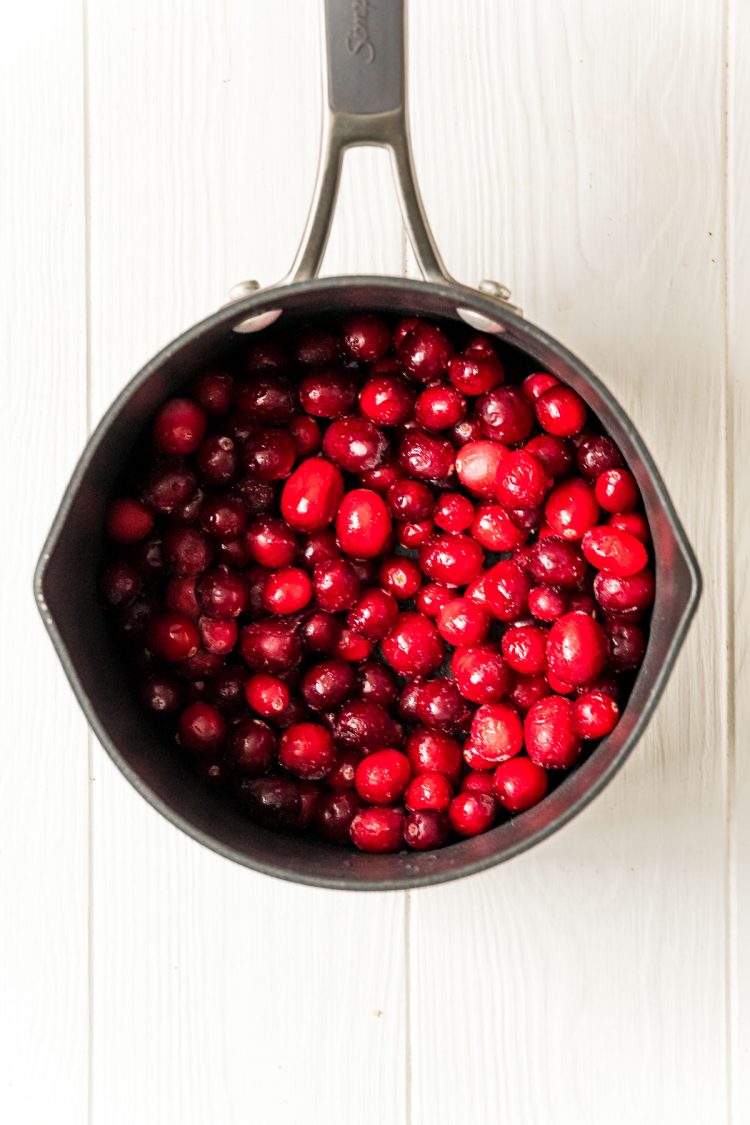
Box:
0;1;89;1121
85;3;407;1123
405;1;728;1121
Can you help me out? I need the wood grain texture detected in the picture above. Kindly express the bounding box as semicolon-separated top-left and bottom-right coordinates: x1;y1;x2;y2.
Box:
0;2;89;1122
85;3;406;1123
406;2;728;1122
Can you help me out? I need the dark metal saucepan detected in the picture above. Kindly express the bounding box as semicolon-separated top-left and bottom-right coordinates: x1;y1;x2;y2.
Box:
35;0;700;889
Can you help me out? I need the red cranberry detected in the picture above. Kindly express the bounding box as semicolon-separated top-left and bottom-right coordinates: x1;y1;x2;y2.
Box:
403;810;449;850
235;776;301;828
165;576;200;619
406;728;462;783
484;560;531;620
593;569;655;616
359;372;415;426
240;618;302;673
525;434;575;480
582;526;649;577
301;611;343;654
546;611;607;686
546;668;575;695
196;434;237;486
416;679;468;731
577;435;624;480
448;792;496;836
567;591;597;615
235;372;295;421
478;386;534;444
464;738;503;771
415;384;466;431
397;520;435;548
398;430;454;481
153;398;207;455
397;320;453;382
244;673;291;717
470;703;523;763
506;506;544;533
289;414;322;457
378;556;422;600
448;349;504;395
416;582;454;619
100;561;142;607
139;673;181;715
357;660;398;708
387;479;433;522
323;416;389;473
418;533;483;588
595;469;638;512
141;463;197;514
496;450;549;508
313;791;361;844
521;371;559;401
242;428;296;480
299;367;357;418
196;568;247;618
326;752;359;791
279;457;344;534
451;645;511;704
247;517;297;568
382;612;445;677
262;567;313;614
348;588;398;640
544;479;599;541
294;326;339;366
355;749;411;804
433;492;474;533
227;717;276;774
279;721;336;780
105;497;154;543
471;504;527;551
342;313;391;362
609;511;650;543
313;558;360;612
301;659;356;711
336;489;392;559
145;611;200;662
606;620;646;670
502;625;548;675
508;673;550;714
301;529;340;568
461;771;495;795
178;702;226;755
528;585;567;622
350;807;404;853
333;700;402;754
437;598;490;646
535;385;587;436
198;616;238;655
397;680;423;723
405;772;453;813
451;417;485;446
335;630;374;662
525;696;581;768
190;368;234;416
360;462;404;494
527;538;587;589
493;757;548;812
455;440;506;496
573;690;620;738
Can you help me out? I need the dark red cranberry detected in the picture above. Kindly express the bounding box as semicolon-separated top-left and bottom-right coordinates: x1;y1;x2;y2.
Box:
405;772;453;813
100;561;142;607
165;576;200;619
205;664;246;715
396;520;435;548
381;611;445;677
326;752;359;791
336;489;392;559
355;749;411;804
178;702;226;754
299;366;357;418
451;416;485;446
547;611;607;686
455;440;506;496
141;463;197;514
525;696;581;768
301;659;356;711
162;525;212;577
573;690;620;738
198;616;238;655
235;775;301;828
139;673;181;715
245;338;288;374
527;538;587;589
153;397;207;455
190;368;234;416
227;716;276;774
301;529;340;568
230;477;275;517
448;349;504;395
196;567;247;618
355;660;398;709
294;326;339;366
242;428;296;481
418;533;484;588
198;496;246;542
521;371;559;401
416;679;468;731
405;728;462;783
448;792;496;836
196;435;237;486
451;646;511;704
359;372;415;426
350;807;404;853
313;558;360;612
313;791;361;844
348;588;398;640
378;556;422;600
333;699;402;756
582;526;649;577
471;504;527;551
267;696;314;731
415;384;466;431
593;569;655;616
244;672;291;717
567;591;597;615
323;416;389;473
398;679;424;723
342;313;391;362
477;386;534;444
145;611;200;662
506;506;544;532
528;584;567;622
240;618;302;674
403;810;449;850
437;598;490;646
360;462;404;495
262;567;312;614
398;430;454;481
525;434;575;480
606;620;646;671
386;479;434;522
434;492;474;532
493;757;548;812
576;435;624;481
235;373;295;421
301;611;343;654
112;597;156;643
397;320;453;382
470;703;523;763
246;517;297;568
545;479;599;540
279;722;336;780
535;385;587;436
484;560;531;621
508;673;550;714
289;414;322;456
105;497;154;543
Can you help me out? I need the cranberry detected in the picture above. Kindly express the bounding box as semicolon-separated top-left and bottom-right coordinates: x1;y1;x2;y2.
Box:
278;722;335;780
247;517;297;568
493;757;548;812
262;567;313;614
404;810;450;850
289;414;322;457
433;493;474;533
139;673;181;716
235;373;295;422
521;371;559;401
478;387;534;444
378;556;422;600
299;367;356;418
342;313;391;362
236;776;301;828
397;680;422;724
301;611;343;654
350;807;404;852
398;430;454;481
461;771;495;795
280;457;344;533
397;320;453;381
535;385;587;436
484;560;531;621
112;597;155;643
335;630;374;662
355;749;411;804
582;527;649;577
451;417;485;446
406;728;462;783
196;568;247;618
468;505;523;552
508;673;550;714
416;582;454;619
416;679;468;731
128;535;166;580
242;428;296;480
313;791;361;844
227;717;276;774
496;450;549;509
449;792;496;836
361;462;404;494
502;625;548;675
190;368;234;416
355;661;397;708
415;384;466;431
545;479;599;540
606;620;647;671
609;511;650;543
244;673;291;717
105;497;154;543
455;440;506;496
525;696;581;768
525;434;575;480
324;416;389;474
594;569;655;616
387;479;433;522
294;326;339;366
313;558;360;612
573;690;620;738
382;611;445;677
405;772;453;813
448;349;504;395
153;397;207;455
595;469;638;513
336;489;392;559
528;584;567;622
397;520;435;548
245;338;288;374
333;700;402;755
176;702;226;757
301;529;340;568
145;611;200;662
577;435;624;480
165;576;200;619
197;496;245;542
240;618;302;674
206;664;247;715
141;463;197;514
198;616;238;655
451;645;511;704
527;538;587;589
417;533;483;589
301;659;356;711
470;703;523;763
348;588;398;641
546;611;607;686
437;598;490;646
196;434;237;486
100;561;142;607
462;740;499;772
359;372;415;426
567;591;597;615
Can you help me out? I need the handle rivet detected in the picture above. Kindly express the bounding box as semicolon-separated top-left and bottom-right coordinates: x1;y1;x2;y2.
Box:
228;280;261;301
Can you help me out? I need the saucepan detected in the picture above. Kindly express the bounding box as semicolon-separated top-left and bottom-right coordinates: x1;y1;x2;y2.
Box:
34;0;700;889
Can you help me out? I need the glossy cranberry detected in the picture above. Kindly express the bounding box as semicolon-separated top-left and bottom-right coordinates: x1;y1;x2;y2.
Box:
153;397;207;455
593;569;655;616
347;560;380;589
525;695;581;768
350;806;404;852
567;591;597;615
455;440;506;496
573;690;620;738
524;434;575;480
546;611;607;687
543;480;598;542
484;560;531;621
105;497;154;543
502;625;548;675
359;372;415;426
190;368;234;416
247;517;297;568
397;320;453;381
405;772;453;813
451;645;511;704
577;434;624;480
298;366;356;419
347;588;398;641
378;556;422;601
141;463;197;514
448;349;504;395
505;506;543;533
398;430;454;481
164;576;199;620
521;371;559;401
606;620;647;671
360;462;404;495
301;529;340;569
335;630;374;662
226;716;276;775
415;384;466;431
100;561;142;607
594;468;638;513
205;664;246;714
431;493;472;534
341;313;391;361
333;700;402;755
535;385;587;436
309;560;358;616
301;611;343;654
278;461;343;542
396;519;435;549
301;659;356;711
609;511;650;543
314;791;361;844
195;568;247;618
468;506;521;554
470;703;523;763
437;598;490;646
235;371;295;421
196;496;245;543
462;739;499;772
460;771;495;796
508;673;550;715
477;386;534;444
224;412;256;444
287;414;321;457
451;417;485;447
527;538;587;589
323;752;358;792
449;791;496;836
244;673;290;717
416;533;483;589
262;567;312;615
139;673;181;716
235;776;301;828
323;416;389;473
386;479;433;522
353;661;396;709
336;488;392;559
527;585;566;622
416;679;468;731
195;435;236;487
179;701;226;755
394;680;421;724
242;428;296;481
145;611;199;662
240;618;302;673
496;450;549;509
415;582;453;619
382;611;445;677
279;721;335;780
355;749;411;805
582;526;649;577
493;757;548;812
294;326;339;366
198;616;237;655
403;810;449;850
406;728;462;783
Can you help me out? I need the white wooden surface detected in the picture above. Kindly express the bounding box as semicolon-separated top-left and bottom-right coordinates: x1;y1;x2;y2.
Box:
1;1;739;1122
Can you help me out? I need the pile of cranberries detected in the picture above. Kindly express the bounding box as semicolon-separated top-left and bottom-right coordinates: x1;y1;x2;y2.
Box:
100;313;654;854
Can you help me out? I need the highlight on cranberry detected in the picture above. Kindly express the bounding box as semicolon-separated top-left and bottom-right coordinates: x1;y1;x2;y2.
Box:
100;313;654;855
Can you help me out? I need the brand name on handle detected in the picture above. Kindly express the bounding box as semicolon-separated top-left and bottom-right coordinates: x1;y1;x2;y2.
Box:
347;0;375;63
